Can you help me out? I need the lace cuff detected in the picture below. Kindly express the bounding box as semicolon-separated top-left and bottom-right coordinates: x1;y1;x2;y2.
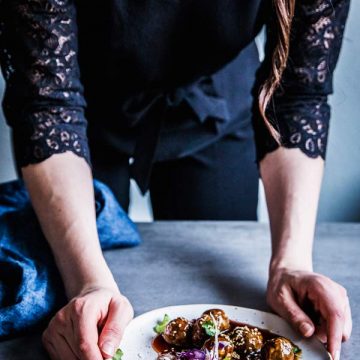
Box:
14;107;90;167
254;96;330;162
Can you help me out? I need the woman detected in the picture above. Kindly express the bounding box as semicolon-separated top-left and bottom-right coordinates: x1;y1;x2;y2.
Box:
0;0;352;359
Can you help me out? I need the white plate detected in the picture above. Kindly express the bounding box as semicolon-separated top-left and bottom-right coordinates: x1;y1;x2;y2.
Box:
120;304;329;359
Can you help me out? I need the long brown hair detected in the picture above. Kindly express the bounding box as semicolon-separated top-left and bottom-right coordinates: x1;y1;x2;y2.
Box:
259;0;296;143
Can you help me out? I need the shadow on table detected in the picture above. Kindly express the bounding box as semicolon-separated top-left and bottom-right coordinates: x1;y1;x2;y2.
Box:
178;239;269;311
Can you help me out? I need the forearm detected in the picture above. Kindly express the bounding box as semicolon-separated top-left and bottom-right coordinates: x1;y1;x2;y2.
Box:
260;147;324;273
22;152;117;299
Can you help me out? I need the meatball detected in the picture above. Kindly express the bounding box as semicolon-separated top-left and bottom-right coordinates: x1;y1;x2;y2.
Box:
162;317;192;347
261;337;299;360
192;317;207;346
192;309;230;346
203;309;230;331
229;326;263;355
202;334;234;360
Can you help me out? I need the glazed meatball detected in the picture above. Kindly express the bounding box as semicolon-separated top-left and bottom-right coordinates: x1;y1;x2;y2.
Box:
162;317;192;347
203;309;230;331
202;334;234;360
261;337;299;360
229;326;263;355
192;317;207;346
192;309;230;346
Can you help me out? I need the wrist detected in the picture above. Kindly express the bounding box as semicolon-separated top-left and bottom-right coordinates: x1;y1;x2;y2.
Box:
58;252;119;299
67;274;119;299
269;231;314;276
269;254;313;277
75;280;120;298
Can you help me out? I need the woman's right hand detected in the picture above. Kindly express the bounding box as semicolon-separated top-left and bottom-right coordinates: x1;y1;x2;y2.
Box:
42;285;134;360
22;155;134;359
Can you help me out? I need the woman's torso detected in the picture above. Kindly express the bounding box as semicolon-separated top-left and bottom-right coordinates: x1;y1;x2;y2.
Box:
75;0;269;173
75;0;268;92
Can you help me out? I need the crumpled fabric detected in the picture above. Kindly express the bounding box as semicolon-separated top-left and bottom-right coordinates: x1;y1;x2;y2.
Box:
0;179;141;340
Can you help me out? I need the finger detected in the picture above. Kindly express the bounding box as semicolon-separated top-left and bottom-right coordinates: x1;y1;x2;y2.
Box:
62;317;85;358
272;287;315;338
315;319;327;344
318;288;347;360
327;313;344;360
43;331;59;360
44;344;59;360
343;296;352;342
48;309;80;358
71;299;103;360
43;334;78;360
58;335;79;360
99;297;134;358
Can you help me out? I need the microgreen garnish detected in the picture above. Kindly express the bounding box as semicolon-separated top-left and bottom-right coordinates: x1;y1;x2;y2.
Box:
202;320;217;337
210;313;220;360
112;348;124;360
293;346;301;354
154;314;171;334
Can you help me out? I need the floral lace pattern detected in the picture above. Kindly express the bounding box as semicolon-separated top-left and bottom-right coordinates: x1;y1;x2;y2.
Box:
271;98;331;158
21;107;89;165
253;0;350;162
0;0;89;166
283;0;349;91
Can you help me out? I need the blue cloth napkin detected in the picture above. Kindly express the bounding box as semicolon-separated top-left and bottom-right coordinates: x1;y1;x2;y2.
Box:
0;179;141;340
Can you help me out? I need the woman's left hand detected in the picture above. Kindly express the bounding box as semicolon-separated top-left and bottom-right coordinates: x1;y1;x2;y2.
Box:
267;268;352;360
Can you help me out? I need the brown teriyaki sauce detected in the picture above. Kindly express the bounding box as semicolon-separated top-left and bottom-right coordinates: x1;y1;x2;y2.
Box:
152;320;281;354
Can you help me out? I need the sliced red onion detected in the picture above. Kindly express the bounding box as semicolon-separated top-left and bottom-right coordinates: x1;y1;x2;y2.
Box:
177;349;206;360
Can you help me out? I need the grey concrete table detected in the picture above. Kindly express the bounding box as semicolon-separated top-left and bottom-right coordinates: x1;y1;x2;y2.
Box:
0;222;359;359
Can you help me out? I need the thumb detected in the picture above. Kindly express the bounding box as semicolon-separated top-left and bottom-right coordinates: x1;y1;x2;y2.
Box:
272;287;315;338
99;297;133;358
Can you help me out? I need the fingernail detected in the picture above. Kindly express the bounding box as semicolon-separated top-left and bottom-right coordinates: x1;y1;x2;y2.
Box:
299;322;313;336
335;350;340;360
101;341;115;356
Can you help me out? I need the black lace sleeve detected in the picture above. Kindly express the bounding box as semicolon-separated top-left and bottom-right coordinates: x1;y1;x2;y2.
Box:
252;0;350;162
0;0;90;167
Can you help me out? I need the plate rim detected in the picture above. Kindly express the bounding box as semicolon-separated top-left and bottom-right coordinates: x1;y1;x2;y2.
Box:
131;303;284;323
